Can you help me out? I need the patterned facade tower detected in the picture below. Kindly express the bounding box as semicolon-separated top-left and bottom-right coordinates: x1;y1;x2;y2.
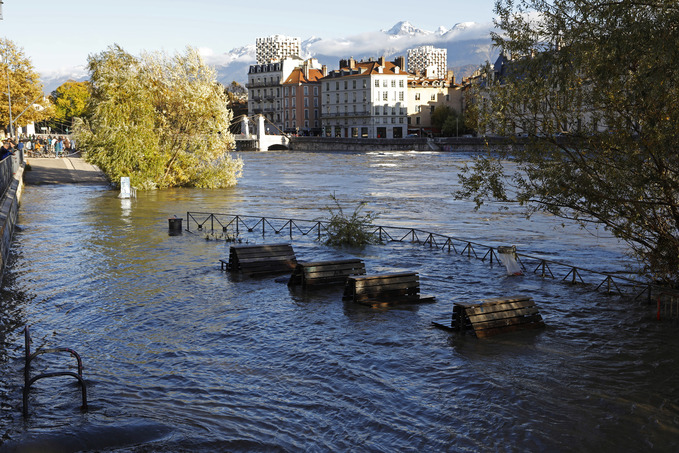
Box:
407;46;448;79
256;35;302;64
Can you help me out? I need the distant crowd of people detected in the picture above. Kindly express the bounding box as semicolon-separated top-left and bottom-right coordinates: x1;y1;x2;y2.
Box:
0;135;77;159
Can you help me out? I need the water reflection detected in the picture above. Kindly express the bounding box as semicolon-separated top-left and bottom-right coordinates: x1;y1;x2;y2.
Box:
0;151;677;452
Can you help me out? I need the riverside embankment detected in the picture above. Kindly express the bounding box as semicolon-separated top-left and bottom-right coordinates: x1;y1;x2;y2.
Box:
288;136;519;152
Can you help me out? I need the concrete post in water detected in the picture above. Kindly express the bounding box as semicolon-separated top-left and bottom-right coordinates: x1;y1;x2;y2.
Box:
119;177;131;199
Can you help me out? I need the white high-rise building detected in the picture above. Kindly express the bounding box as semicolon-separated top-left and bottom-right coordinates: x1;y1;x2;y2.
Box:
407;46;447;79
256;35;301;64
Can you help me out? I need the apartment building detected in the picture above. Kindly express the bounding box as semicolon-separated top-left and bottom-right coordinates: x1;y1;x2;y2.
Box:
256;35;302;64
407;71;463;136
247;57;307;131
321;56;408;139
407;46;448;80
281;59;327;136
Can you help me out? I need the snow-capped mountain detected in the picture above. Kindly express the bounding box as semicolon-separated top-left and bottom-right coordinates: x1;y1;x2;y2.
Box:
40;21;496;92
383;21;434;37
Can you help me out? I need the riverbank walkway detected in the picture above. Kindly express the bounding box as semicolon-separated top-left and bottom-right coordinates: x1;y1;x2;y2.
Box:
23;157;109;185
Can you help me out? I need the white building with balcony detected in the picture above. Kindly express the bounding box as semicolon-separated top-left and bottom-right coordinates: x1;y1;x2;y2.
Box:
321;57;408;139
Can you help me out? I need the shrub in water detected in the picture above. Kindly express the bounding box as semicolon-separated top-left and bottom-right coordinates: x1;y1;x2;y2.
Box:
323;193;380;248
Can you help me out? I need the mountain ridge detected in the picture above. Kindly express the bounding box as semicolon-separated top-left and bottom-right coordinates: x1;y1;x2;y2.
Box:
40;21;496;93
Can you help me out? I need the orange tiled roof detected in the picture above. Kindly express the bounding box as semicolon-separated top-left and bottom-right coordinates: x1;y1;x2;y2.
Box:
283;67;324;85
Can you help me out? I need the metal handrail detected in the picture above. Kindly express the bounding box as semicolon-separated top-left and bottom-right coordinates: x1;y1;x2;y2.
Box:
23;326;88;416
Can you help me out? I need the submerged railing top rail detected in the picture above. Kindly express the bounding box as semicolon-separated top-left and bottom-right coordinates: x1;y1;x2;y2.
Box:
185;211;666;301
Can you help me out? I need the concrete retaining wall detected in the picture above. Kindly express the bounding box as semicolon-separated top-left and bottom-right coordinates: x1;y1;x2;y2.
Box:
0;165;23;287
288;136;519;152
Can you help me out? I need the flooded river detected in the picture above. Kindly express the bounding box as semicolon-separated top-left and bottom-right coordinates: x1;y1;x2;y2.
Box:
1;150;678;452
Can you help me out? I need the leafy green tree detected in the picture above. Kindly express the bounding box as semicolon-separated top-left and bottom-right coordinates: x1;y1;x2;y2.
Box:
458;0;679;284
50;80;90;133
74;45;243;190
431;105;469;136
0;38;53;134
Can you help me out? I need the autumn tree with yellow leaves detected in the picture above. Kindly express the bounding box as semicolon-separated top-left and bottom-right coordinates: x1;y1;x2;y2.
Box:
75;45;243;190
0;38;53;135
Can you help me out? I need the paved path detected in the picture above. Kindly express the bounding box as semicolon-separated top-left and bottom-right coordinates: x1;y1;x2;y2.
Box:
23;157;109;185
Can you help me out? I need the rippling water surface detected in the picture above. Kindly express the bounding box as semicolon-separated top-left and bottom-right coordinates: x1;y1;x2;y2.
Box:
1;151;678;452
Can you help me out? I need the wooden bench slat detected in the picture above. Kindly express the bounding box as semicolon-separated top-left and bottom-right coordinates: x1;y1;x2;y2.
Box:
467;306;540;323
225;243;297;276
443;296;545;337
472;313;544;330
288;259;366;287
475;319;546;338
343;271;434;306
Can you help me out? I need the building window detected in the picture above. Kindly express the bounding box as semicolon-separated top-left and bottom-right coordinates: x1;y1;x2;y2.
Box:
304;86;309;96
326;82;330;91
375;79;379;87
375;106;380;115
430;105;435;114
291;86;296;96
399;92;404;101
314;98;318;107
344;80;348;89
382;80;388;87
399;80;404;88
383;92;388;101
416;117;421;125
353;80;356;89
292;97;296;107
431;94;436;101
304;98;309;107
391;80;396;87
415;93;421;101
305;109;309;119
314;86;318;95
284;86;288;96
336;81;340;90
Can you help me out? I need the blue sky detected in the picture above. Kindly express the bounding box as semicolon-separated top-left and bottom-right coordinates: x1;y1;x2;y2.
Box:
0;0;497;75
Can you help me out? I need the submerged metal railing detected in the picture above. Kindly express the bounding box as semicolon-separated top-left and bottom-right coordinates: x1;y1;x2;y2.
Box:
185;212;663;301
23;326;88;416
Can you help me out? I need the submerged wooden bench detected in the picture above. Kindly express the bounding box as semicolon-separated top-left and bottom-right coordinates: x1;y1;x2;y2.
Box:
433;296;545;338
288;259;366;288
342;272;435;307
221;243;297;276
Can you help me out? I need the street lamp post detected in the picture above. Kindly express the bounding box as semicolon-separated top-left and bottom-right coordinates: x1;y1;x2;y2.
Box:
5;57;13;138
